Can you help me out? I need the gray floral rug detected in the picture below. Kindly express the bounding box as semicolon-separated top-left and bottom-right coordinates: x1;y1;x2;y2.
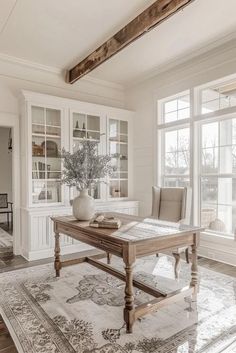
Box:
0;255;235;353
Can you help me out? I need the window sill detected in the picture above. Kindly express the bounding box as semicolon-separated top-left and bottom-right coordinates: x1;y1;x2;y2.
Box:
201;230;235;242
199;231;236;266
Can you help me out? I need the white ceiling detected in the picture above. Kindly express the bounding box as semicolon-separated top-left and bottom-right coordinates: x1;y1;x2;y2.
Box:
0;0;236;86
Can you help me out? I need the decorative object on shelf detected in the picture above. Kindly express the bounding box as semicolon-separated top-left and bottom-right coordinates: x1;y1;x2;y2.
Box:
112;188;121;198
89;213;121;229
73;121;80;138
32;142;44;156
61;140;114;220
209;218;226;233
41;140;58;157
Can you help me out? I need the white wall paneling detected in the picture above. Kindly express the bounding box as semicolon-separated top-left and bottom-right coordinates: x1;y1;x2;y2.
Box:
23;201;139;261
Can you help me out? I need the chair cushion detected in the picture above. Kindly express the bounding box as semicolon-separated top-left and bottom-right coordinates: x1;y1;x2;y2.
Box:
159;188;183;222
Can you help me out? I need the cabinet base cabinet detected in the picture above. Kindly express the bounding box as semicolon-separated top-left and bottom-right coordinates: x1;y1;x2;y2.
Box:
21;201;139;261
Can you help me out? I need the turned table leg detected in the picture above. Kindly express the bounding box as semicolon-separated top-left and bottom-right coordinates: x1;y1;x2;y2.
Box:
123;246;135;333
54;232;61;277
191;233;199;301
173;252;181;279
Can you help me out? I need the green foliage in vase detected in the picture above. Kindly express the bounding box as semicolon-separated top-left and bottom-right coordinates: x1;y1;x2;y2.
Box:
61;140;114;191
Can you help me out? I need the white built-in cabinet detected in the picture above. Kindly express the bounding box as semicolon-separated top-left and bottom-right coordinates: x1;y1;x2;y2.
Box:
20;91;138;260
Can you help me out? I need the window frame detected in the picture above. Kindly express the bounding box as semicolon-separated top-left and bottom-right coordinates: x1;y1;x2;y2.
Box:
157;80;236;240
161;124;191;187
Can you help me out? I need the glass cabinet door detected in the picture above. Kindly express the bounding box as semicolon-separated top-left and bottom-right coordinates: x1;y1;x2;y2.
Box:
109;119;128;198
72;112;101;199
32;106;62;204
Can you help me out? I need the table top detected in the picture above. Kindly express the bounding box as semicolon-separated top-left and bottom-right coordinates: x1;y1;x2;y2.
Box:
52;213;203;244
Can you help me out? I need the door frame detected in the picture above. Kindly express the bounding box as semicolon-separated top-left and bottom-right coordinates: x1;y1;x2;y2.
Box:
0;112;21;255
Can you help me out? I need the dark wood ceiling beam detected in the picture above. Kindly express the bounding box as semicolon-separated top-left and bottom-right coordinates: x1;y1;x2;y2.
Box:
68;0;195;84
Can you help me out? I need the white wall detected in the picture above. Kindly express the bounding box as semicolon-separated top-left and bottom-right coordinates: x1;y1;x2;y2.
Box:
0;54;125;118
125;39;236;217
0;127;12;222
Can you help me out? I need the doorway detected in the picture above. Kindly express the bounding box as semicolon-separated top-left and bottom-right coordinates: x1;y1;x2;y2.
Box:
0;127;13;261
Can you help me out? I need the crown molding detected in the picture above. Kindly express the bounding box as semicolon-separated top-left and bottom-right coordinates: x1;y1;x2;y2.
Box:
0;52;124;91
126;31;236;88
0;52;62;74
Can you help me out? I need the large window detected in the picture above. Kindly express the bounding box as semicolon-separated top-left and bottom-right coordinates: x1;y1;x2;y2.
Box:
163;127;190;187
158;78;236;239
200;118;236;235
162;93;190;123
201;85;236;114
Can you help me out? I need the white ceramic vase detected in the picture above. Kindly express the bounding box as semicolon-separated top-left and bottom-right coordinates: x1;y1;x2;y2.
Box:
72;189;95;221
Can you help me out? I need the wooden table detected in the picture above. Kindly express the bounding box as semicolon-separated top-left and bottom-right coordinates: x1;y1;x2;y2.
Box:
51;213;202;333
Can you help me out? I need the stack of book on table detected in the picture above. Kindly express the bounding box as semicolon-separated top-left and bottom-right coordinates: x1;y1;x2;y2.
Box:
89;213;122;229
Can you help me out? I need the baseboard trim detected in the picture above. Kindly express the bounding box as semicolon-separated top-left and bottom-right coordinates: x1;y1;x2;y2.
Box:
199;245;236;267
199;232;236;267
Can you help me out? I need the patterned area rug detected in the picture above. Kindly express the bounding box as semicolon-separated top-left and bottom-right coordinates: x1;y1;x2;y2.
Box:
0;226;13;248
0;255;235;353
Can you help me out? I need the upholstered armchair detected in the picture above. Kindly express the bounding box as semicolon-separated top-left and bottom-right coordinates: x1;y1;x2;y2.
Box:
151;186;192;278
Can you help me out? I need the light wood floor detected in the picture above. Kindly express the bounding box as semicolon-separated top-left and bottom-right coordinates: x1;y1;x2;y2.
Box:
0;252;235;352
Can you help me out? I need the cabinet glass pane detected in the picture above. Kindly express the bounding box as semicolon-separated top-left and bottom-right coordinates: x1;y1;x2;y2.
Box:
46;108;61;127
73;113;100;142
89;184;100;199
32;106;44;125
44;138;60;158
120;180;128;197
109;180;120;198
109;119;128;199
72;112;101;199
109;119;119;141
46;109;61;136
73;113;86;129
46;125;61;136
32;181;47;203
120;121;128;134
31;106;62;204
46;181;62;203
32;136;45;157
87;131;100;141
87;115;100;131
73;113;86;138
32;124;45;135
